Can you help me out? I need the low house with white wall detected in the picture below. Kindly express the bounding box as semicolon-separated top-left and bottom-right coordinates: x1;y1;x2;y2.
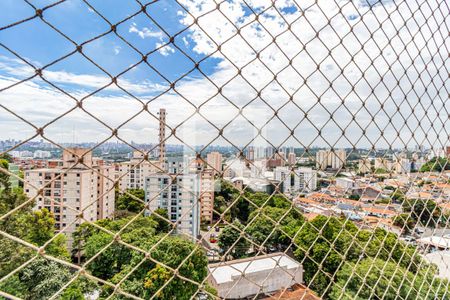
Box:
207;253;303;299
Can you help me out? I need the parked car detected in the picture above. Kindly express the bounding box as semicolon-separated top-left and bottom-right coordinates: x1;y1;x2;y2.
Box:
415;228;425;234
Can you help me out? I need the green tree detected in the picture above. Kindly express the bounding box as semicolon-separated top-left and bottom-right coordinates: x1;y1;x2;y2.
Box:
329;258;448;300
218;220;249;259
150;208;171;233
293;216;359;295
17;258;73;300
78;216;212;299
0;207;70;281
348;194;360;201
116;188;145;213
213;195;231;222
21;208;58;246
292;215;425;297
375;168;389;174
0;158;11;191
142;237;208;300
420;157;450;172
246;205;303;251
214;179;249;222
403;199;441;227
393;213;416;234
391;190;405;203
0;170;78;298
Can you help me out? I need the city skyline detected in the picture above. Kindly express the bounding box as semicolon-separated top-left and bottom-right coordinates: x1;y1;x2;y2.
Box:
0;1;449;299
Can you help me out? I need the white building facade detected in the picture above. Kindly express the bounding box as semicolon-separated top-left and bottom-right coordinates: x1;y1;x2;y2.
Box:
316;149;346;170
144;173;200;239
274;167;317;195
117;150;161;191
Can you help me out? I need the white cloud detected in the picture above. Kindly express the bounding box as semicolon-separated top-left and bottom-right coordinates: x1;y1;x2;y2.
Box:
0;0;448;149
182;36;189;47
113;46;121;55
0;56;167;96
170;0;449;148
156;42;175;56
128;22;163;39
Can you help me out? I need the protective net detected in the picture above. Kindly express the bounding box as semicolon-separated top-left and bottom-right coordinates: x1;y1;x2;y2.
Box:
0;0;449;299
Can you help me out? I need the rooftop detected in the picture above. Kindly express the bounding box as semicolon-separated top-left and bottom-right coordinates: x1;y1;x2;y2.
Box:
208;253;301;284
262;284;321;300
424;251;450;280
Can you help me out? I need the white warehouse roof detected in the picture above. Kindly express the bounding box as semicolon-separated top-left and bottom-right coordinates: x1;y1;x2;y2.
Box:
209;253;300;284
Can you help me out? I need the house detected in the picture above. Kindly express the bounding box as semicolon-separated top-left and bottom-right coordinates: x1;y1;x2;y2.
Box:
262;284;321;300
424;251;450;280
417;235;450;252
207;253;303;299
362;206;397;219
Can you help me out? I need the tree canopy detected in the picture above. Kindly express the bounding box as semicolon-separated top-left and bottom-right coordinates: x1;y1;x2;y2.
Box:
115;188;146;213
218;220;250;259
420;157;450;172
74;215;212;299
329;258;448;299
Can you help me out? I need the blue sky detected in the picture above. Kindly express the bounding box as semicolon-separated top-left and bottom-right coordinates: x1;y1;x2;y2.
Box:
0;0;448;150
0;0;221;92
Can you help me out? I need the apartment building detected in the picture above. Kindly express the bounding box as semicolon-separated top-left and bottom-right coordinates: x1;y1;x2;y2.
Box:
246;147;255;161
24;148;115;248
117;150;161;191
293;168;317;193
274;166;290;193
395;158;411;174
316;149;346;170
374;157;393;171
274;167;317;195
144;173;200;239
206;151;222;174
200;169;215;223
179;156;216;223
288;152;296;166
316;150;328;170
358;158;372;174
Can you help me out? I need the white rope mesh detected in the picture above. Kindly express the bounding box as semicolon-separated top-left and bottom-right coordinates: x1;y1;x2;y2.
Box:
0;0;449;299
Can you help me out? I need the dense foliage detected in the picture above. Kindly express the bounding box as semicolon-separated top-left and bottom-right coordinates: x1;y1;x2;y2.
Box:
329;258;448;300
74;215;210;299
215;185;448;298
402;198;442;228
218;220;249;259
0;166;211;299
1;165;448;299
0;162;85;299
115;188;145;214
419;157;450;172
